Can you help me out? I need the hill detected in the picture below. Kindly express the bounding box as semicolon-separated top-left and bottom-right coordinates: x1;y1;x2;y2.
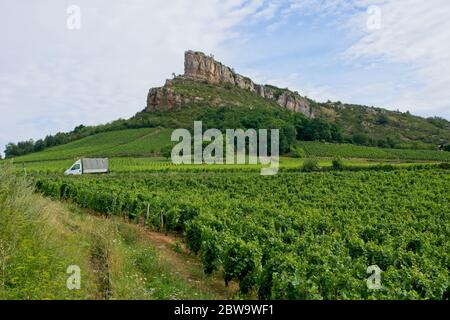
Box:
143;50;450;148
11;128;172;162
320;102;450;149
6;83;450;164
297;141;450;162
4;50;450;159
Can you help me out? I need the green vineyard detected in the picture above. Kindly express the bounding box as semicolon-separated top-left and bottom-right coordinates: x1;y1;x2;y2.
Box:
33;168;450;299
298;141;450;161
12;128;172;162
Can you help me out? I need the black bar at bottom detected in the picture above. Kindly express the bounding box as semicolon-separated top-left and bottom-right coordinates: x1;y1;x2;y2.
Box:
0;300;445;319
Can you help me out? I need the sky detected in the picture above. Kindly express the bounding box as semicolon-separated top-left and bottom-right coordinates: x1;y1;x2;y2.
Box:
1;0;450;156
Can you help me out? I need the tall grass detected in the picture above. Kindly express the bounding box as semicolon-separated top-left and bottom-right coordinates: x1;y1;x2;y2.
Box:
0;164;95;299
0;163;218;299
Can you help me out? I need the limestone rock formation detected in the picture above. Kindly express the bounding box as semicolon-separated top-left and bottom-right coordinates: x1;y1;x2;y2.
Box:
184;51;236;85
146;80;207;111
184;51;256;93
146;81;180;111
145;50;314;117
276;91;312;117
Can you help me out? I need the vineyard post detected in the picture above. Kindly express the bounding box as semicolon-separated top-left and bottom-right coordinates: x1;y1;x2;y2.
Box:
22;162;27;177
109;192;113;216
145;203;150;226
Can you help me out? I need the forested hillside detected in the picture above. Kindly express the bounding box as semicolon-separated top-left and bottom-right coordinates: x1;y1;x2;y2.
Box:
4;78;450;158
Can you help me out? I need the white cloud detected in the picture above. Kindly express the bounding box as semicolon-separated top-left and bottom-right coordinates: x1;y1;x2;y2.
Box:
0;0;267;155
254;1;281;20
259;0;450;119
1;0;449;157
260;72;344;104
283;0;363;18
345;0;450;117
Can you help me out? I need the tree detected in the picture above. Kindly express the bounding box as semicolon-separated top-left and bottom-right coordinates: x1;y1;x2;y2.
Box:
160;145;173;160
266;119;296;154
301;158;319;172
4;143;19;157
332;157;344;170
34;139;45;152
296;117;342;143
44;135;56;147
292;146;305;158
377;139;390;148
224;82;234;90
375;113;389;125
279;123;296;154
353;133;369;145
4;140;35;157
73;124;85;133
386;136;399;148
330;123;343;142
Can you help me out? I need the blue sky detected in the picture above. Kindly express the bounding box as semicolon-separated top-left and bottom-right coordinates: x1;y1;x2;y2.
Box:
1;0;450;156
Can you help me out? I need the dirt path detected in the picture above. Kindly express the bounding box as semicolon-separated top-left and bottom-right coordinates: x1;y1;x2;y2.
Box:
133;225;238;299
82;207;238;299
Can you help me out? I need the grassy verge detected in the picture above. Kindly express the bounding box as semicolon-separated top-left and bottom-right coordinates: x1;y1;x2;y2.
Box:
0;164;218;299
8;155;445;176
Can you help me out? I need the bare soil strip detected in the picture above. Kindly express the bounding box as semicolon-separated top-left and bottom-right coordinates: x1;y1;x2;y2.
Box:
86;211;238;299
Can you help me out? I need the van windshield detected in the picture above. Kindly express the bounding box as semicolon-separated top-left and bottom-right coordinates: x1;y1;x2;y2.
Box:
71;164;81;170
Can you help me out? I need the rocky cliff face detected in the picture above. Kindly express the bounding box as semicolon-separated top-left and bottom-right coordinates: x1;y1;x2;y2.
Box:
184;51;236;85
145;51;313;117
184;51;259;91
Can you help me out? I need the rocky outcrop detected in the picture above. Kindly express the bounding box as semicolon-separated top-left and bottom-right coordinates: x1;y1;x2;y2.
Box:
146;80;206;111
146;81;180;111
276;91;312;116
184;51;257;93
145;50;314;117
184;51;237;86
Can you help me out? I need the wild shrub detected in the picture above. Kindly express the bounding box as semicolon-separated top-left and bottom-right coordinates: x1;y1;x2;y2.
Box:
301;158;319;172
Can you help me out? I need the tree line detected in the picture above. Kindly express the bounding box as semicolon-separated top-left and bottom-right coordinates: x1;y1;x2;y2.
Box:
4;104;448;158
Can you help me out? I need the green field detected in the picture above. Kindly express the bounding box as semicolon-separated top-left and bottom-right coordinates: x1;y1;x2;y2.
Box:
7;125;450;166
10;156;444;176
6;126;450;175
3;126;450;300
2;38;450;302
33;168;450;299
298;141;450;161
0;165;221;300
10;128;172;162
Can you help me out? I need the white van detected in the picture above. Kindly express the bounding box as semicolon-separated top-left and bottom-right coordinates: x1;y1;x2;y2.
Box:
64;158;109;175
